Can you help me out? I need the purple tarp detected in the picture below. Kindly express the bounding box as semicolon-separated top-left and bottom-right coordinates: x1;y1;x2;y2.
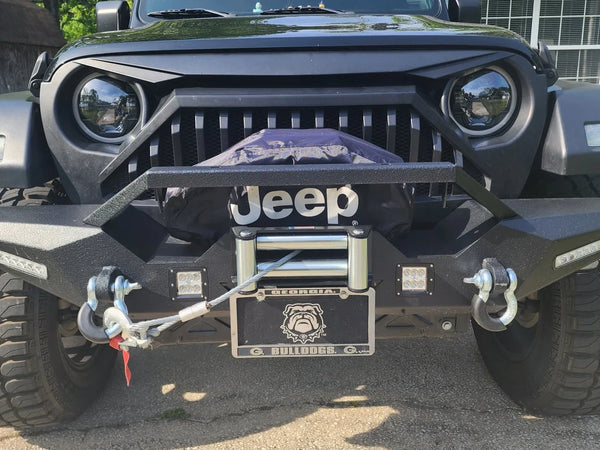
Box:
164;129;413;243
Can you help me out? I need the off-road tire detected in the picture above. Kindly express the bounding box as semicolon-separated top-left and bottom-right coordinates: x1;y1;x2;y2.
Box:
0;180;68;207
473;268;600;415
0;276;117;428
0;182;116;428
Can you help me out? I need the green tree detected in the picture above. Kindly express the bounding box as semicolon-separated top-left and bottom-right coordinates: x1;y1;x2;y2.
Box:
60;0;100;42
36;0;99;41
38;0;132;42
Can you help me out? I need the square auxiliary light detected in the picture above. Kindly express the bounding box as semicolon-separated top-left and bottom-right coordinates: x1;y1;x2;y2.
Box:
176;271;205;297
401;266;428;292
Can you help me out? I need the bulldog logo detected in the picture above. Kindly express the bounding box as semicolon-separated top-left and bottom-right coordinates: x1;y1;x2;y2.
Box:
281;303;326;344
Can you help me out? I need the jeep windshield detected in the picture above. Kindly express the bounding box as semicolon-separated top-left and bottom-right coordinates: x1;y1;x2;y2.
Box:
139;0;444;21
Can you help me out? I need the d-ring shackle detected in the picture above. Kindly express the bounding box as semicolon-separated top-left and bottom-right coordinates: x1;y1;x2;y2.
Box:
464;263;518;333
77;271;141;344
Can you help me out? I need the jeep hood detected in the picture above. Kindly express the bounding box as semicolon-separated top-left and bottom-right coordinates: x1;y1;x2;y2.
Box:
49;14;538;76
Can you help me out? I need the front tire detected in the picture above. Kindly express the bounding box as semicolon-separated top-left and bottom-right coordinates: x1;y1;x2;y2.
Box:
0;274;116;428
474;267;600;415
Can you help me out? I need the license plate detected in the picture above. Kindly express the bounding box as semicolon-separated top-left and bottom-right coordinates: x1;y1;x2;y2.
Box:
230;287;375;358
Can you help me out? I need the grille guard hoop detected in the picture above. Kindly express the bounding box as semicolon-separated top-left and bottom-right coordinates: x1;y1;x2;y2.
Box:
83;163;516;227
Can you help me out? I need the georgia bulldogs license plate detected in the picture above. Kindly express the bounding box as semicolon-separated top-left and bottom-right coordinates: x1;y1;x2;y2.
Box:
230;288;375;358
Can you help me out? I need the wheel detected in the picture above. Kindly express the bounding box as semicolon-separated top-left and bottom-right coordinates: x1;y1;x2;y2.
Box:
473;267;600;415
0;182;116;428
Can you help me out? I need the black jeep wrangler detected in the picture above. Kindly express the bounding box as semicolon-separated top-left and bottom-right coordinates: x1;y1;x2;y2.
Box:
1;0;600;428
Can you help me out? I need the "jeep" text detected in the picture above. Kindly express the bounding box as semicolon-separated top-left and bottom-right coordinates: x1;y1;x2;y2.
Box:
230;186;359;225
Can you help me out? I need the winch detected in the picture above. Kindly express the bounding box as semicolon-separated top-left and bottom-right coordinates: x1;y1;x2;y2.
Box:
233;226;370;293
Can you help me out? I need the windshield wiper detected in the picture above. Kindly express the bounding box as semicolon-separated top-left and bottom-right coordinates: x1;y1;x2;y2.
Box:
260;6;343;15
147;8;231;19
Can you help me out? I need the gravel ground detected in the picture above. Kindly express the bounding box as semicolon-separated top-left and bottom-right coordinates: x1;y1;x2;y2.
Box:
1;330;600;449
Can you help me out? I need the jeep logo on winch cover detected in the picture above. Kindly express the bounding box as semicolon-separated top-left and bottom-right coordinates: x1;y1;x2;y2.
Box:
230;186;359;225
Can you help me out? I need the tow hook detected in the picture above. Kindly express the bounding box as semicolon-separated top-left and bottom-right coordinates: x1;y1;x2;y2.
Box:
77;267;141;344
464;258;518;332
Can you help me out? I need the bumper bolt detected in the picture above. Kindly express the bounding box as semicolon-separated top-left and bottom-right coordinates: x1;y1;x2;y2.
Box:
441;321;453;331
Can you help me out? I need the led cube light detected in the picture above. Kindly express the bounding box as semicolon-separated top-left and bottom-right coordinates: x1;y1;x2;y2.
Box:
401;266;428;292
176;271;205;296
555;240;600;269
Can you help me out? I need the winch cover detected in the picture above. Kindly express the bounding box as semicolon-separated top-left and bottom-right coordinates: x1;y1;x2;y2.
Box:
164;129;414;243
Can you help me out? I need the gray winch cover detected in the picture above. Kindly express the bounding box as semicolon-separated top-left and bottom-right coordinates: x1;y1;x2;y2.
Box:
164;129;413;243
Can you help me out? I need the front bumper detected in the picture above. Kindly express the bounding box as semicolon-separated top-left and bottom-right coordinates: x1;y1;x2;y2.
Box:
1;163;600;341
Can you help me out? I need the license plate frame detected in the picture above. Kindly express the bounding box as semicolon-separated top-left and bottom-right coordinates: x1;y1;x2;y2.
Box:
230;287;375;358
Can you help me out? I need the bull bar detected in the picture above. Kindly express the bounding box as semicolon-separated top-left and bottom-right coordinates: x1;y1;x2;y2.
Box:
84;162;516;227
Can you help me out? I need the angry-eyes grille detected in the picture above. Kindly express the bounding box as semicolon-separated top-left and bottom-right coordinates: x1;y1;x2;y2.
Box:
101;105;462;198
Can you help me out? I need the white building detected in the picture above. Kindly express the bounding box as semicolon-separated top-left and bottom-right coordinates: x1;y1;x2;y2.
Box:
482;0;600;83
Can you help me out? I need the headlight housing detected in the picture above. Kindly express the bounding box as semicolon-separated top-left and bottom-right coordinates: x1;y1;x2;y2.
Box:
447;67;517;136
73;75;142;143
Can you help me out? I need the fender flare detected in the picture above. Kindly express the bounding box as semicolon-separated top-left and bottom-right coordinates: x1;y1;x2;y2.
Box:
0;92;57;187
541;81;600;175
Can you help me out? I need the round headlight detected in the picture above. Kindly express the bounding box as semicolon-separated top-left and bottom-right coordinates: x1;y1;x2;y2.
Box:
74;76;141;143
447;67;517;136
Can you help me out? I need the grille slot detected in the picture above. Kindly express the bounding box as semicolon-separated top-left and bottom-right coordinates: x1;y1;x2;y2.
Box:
171;114;183;166
194;111;206;163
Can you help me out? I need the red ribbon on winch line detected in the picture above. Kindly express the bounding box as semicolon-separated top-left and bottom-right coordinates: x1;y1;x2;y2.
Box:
110;336;132;387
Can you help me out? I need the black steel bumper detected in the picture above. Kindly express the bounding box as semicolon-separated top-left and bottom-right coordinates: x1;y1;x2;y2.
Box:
1;163;600;339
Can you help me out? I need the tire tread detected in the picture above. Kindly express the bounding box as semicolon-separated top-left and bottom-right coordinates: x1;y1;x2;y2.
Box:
0;294;54;427
532;270;600;414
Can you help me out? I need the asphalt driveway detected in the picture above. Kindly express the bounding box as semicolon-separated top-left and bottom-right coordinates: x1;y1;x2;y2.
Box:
1;330;600;449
